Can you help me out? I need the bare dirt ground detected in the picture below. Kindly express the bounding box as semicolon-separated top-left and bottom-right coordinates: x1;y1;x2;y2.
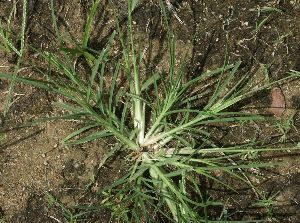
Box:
0;0;300;222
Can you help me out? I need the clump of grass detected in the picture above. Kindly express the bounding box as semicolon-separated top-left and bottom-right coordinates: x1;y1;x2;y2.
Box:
0;0;299;222
0;0;28;116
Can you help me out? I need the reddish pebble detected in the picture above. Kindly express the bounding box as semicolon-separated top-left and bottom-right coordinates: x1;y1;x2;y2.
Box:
269;87;286;118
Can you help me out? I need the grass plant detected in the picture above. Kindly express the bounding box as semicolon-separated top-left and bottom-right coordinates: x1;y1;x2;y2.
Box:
47;193;90;223
0;0;28;116
0;0;299;222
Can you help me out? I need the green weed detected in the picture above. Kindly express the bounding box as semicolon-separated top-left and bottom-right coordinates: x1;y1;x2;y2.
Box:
0;0;299;222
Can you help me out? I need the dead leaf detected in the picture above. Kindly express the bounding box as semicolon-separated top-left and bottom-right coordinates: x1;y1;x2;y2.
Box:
269;87;286;118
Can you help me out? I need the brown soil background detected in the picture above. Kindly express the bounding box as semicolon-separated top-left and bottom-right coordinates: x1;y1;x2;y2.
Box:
1;0;300;222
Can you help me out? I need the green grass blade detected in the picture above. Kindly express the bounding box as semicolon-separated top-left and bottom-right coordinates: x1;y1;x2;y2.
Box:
180;64;235;93
65;130;112;145
87;51;105;102
83;0;102;48
0;73;53;91
3;0;27;116
141;72;161;92
108;60;120;115
62;124;99;144
205;61;241;110
98;144;122;169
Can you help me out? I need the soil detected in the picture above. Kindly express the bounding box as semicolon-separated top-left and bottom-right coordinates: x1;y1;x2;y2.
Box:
0;0;300;222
